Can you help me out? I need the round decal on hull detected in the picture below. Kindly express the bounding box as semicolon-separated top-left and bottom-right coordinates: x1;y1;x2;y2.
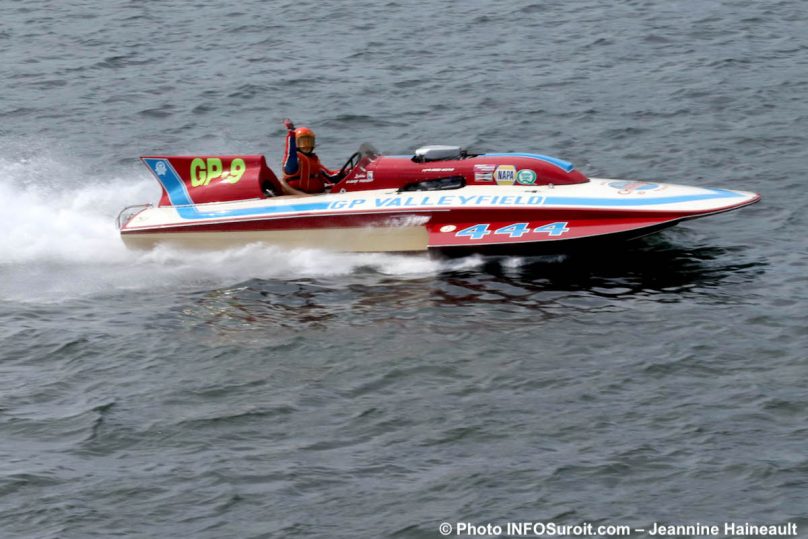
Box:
516;169;537;185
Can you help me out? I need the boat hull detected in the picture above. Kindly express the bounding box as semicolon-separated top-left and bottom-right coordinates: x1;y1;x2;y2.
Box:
121;226;430;252
120;180;760;253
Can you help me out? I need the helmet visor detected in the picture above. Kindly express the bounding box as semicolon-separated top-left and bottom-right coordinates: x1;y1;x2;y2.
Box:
297;135;315;152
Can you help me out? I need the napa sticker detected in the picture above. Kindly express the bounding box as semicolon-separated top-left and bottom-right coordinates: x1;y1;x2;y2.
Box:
608;181;663;195
516;169;537;185
494;165;516;185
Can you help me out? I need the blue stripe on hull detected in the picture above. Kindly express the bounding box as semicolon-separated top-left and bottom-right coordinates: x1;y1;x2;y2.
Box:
141;158;745;223
543;189;743;207
482;153;575;173
143;158;330;220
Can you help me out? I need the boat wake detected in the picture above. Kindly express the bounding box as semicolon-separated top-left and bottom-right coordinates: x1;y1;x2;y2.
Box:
0;154;487;303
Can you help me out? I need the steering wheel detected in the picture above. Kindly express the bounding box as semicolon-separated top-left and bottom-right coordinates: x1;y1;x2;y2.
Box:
337;152;362;180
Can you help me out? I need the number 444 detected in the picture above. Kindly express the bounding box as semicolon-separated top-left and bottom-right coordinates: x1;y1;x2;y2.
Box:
455;222;570;240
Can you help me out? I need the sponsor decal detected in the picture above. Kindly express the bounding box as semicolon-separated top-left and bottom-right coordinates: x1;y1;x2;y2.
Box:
473;164;495;182
423;167;455;172
350;170;374;184
155;162;167;176
516;169;537;185
474;164;495;172
607;181;663;195
494;165;517;185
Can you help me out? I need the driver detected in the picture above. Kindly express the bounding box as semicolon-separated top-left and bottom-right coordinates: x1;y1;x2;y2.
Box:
281;119;340;194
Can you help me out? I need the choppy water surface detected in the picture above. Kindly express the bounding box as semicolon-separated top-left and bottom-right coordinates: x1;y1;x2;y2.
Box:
1;1;807;537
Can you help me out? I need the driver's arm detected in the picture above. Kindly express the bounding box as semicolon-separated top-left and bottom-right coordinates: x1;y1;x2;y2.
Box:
282;129;299;175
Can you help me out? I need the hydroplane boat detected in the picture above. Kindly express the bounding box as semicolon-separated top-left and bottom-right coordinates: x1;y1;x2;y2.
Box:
118;144;760;253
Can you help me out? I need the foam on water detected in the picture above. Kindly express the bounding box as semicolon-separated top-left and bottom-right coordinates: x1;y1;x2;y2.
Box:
0;157;153;266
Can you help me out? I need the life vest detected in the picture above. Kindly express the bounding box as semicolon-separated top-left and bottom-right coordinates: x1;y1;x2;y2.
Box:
282;130;334;193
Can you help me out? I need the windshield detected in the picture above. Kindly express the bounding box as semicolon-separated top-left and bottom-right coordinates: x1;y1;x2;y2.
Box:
359;143;380;159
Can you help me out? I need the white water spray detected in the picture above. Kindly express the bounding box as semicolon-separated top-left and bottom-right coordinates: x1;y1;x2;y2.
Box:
0;153;486;302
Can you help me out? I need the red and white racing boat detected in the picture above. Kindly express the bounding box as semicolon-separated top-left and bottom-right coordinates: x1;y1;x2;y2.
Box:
118;144;760;253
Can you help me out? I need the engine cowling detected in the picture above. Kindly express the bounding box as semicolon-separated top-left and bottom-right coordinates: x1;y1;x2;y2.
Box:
335;151;589;192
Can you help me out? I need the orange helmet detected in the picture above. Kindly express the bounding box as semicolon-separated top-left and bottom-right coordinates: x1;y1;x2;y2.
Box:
295;127;316;153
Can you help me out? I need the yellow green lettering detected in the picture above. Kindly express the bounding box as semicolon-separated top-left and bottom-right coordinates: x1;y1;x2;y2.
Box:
226;158;246;184
205;158;222;185
190;158;206;187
